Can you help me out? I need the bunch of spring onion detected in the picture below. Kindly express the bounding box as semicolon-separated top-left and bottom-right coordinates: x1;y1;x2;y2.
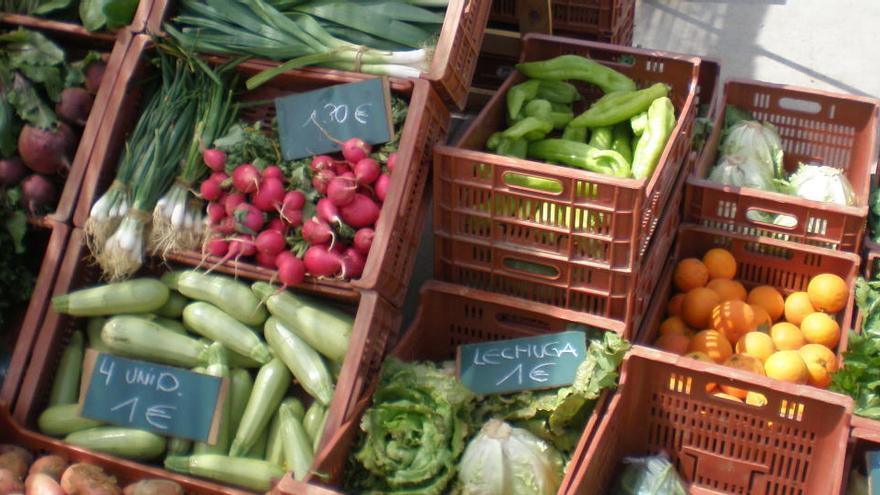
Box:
165;0;447;89
151;51;239;255
91;50;201;281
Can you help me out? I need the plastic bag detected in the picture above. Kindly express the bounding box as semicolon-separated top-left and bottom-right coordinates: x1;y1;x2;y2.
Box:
612;453;688;495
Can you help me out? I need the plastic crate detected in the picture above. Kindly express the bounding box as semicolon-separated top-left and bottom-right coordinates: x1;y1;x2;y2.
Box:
567;344;853;495
0;22;133;226
840;419;880;495
144;0;490;110
489;0;634;39
73;34;450;307
295;280;616;494
0;220;69;410
13;228;401;494
637;224;860;365
686;79;880;252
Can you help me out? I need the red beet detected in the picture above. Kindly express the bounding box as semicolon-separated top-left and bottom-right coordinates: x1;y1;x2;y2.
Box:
354;158;381;185
252;177;285;212
18;123;75;174
200;179;222;201
0;157;26;186
342;247;366;278
375;173;391;202
339;193;380;228
301;217;333;245
20;174;57;214
353;228;374;255
55;88;93;127
203;149;226;171
303;245;342;278
310;155;334;173
341;138;371;164
326;176;357;207
84;61;106;94
232;163;261;194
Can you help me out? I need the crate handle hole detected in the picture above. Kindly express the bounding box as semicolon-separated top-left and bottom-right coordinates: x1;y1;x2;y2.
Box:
502;171;563;195
778;97;822;115
745;209;798;230
502;257;560;280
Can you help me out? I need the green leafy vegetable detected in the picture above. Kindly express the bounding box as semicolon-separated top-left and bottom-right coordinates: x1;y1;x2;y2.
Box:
65;51;104;88
831;277;880;417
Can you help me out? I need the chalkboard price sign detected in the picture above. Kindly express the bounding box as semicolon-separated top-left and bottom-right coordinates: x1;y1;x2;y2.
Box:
456;331;587;395
79;351;227;443
276;78;394;161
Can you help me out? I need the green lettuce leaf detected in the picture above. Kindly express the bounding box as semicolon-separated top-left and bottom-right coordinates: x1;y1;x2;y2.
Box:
0;28;65;69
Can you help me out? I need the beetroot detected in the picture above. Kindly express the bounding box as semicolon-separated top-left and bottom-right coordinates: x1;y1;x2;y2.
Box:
233;203;264;234
311;168;336;195
277;255;305;287
203;149;226;172
223;192;246;216
232;164;260;194
387;152;398;173
199;179;222;201
354;158;381;185
341;138;371;164
256;251;277;269
375;173;391;202
310;155;334;173
262;165;283;180
353;228;374;255
206;202;226;223
56;88;94;127
84;61;106;94
303;245;342;278
339;193;380;228
0;156;26;186
326;176;357;207
256;229;285;255
20;174;57;214
205;238;229;257
18;123;75;174
252;177;285;212
301;217;333;245
342;247;366;278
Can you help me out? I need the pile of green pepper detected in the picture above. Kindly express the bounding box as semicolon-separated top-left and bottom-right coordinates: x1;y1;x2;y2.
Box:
486;54;677;181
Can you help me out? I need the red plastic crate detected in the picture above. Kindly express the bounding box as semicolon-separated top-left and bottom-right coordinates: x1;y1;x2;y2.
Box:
0;220;69;410
637;224;860;364
297;280;617;495
73;34;450;307
144;0;490;110
567;345;853;495
13;228;401;494
489;0;634;40
686;79;880;252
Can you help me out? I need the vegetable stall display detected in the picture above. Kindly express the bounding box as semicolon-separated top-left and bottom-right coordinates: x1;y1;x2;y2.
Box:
2;0;142;32
832;274;880;419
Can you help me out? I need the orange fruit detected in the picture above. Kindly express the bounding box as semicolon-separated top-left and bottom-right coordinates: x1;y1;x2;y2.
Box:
689;329;733;364
667;294;685;317
681;287;722;329
747;285;785;322
713;392;743;403
655;333;691;355
674;258;709;292
659;316;690;337
685;351;715;363
798;344;838;388
807;273;848;313
800;312;840;349
707;279;747;302
703;248;737;280
735;331;776;362
711;300;755;344
764;350;809;384
770;322;806;350
750;305;773;332
721;354;765;398
784;291;815;325
745;391;768;406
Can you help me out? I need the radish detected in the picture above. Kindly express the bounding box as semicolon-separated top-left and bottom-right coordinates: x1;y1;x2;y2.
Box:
303;245;342;278
317;198;345;227
233;203;264;234
216;216;235;235
283;190;306;210
277;255;305;287
340;193;381;228
18;123;75;174
206;238;229;257
267;218;287;233
301;217;334;245
234;235;256;256
275;250;297;269
375;173;391;202
353;228;374;255
209;171;229;184
263;165;283;180
279;191;305;224
55;88;93;127
256;251;277;269
342;247;366;278
354;158;381;185
387;152;398;173
199;179;222;201
256;229;285;255
332;160;351;176
326;176;357;206
206;202;226;223
312;168;336;195
232;163;260;193
0;157;26;186
224;192;246;216
310;155;334;172
252;177;285;212
20;174;57;214
341;138;371;164
203;149;226;171
282;209;303;228
84;61;106;94
341;171;355;180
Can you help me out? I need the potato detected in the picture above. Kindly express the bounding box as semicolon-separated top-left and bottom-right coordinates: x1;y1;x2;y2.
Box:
123;479;184;495
25;473;65;495
0;468;24;494
60;463;121;495
0;445;32;479
29;456;68;481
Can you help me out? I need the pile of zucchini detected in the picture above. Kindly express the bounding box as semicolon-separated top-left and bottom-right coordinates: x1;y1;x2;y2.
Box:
39;270;354;491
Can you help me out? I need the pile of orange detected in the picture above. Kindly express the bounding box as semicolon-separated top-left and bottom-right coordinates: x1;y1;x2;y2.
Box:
654;247;849;394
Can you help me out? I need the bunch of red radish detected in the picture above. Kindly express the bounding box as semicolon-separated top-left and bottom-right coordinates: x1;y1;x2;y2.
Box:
197;137;394;289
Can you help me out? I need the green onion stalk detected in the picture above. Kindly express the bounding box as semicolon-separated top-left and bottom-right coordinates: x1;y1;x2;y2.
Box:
151;55;238;256
97;55;199;281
